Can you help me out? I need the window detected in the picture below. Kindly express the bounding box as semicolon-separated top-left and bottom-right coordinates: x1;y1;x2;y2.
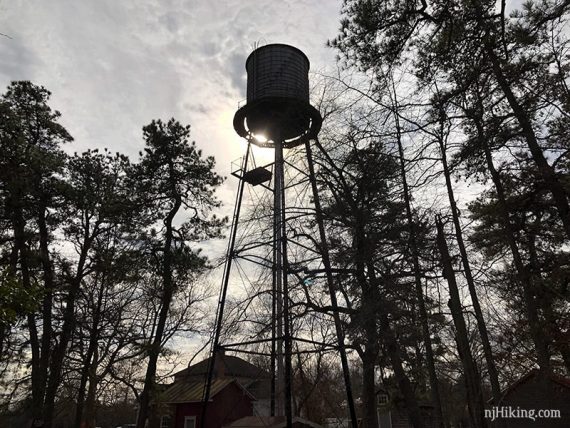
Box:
378;394;389;405
184;416;196;428
160;416;171;428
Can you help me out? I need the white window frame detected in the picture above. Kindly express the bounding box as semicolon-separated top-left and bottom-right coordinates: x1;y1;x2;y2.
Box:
184;416;197;428
160;415;171;428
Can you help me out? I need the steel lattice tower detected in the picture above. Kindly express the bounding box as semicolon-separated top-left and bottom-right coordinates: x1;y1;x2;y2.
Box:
201;44;358;428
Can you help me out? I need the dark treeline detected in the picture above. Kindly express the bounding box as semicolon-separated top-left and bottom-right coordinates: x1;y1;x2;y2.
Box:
0;81;225;428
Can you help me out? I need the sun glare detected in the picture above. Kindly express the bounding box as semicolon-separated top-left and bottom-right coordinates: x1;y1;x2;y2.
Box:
253;133;268;143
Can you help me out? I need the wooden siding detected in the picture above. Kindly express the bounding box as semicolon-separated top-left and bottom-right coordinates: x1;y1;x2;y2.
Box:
173;381;254;428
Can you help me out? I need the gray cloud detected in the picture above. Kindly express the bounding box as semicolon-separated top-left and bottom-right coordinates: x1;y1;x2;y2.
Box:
0;0;342;201
0;36;41;80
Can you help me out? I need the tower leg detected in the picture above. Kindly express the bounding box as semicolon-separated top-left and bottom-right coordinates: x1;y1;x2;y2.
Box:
279;142;294;428
200;143;251;428
274;139;285;417
274;138;293;428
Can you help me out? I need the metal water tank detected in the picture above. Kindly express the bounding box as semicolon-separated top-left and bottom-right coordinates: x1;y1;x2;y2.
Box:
233;44;322;147
246;44;310;104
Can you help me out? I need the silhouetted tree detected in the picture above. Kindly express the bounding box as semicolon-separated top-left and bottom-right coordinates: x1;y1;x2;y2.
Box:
134;119;225;428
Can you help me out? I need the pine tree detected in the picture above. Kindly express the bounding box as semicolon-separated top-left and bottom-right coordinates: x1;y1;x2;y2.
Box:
133;119;224;428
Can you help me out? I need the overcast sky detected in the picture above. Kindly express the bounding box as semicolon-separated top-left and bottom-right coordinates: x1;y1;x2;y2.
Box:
0;0;341;177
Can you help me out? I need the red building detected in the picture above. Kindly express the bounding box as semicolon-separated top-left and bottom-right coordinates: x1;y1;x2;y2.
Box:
159;378;255;428
156;351;271;428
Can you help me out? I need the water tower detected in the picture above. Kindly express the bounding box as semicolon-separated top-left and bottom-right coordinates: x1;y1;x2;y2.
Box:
202;44;358;428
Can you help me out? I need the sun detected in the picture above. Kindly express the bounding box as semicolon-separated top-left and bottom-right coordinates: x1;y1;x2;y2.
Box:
253;133;268;144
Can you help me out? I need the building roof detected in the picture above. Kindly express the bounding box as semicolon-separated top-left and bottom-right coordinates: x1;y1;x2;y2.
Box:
174;355;270;380
160;378;255;404
497;369;570;403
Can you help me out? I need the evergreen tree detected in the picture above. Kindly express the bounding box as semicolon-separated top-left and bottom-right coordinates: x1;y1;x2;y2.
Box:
133;119;225;428
0;81;71;424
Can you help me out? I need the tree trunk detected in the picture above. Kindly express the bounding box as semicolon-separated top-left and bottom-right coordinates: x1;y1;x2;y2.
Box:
361;332;379;428
377;309;426;428
74;275;105;428
43;234;92;428
37;204;54;417
84;348;99;428
394;105;445;427
0;324;5;360
10;200;42;424
367;265;426;428
527;216;568;373
436;128;502;407
477;127;551;372
75;352;91;428
306;138;359;428
435;218;487;428
543;304;570;374
136;193;182;428
352;211;424;428
352;221;381;428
